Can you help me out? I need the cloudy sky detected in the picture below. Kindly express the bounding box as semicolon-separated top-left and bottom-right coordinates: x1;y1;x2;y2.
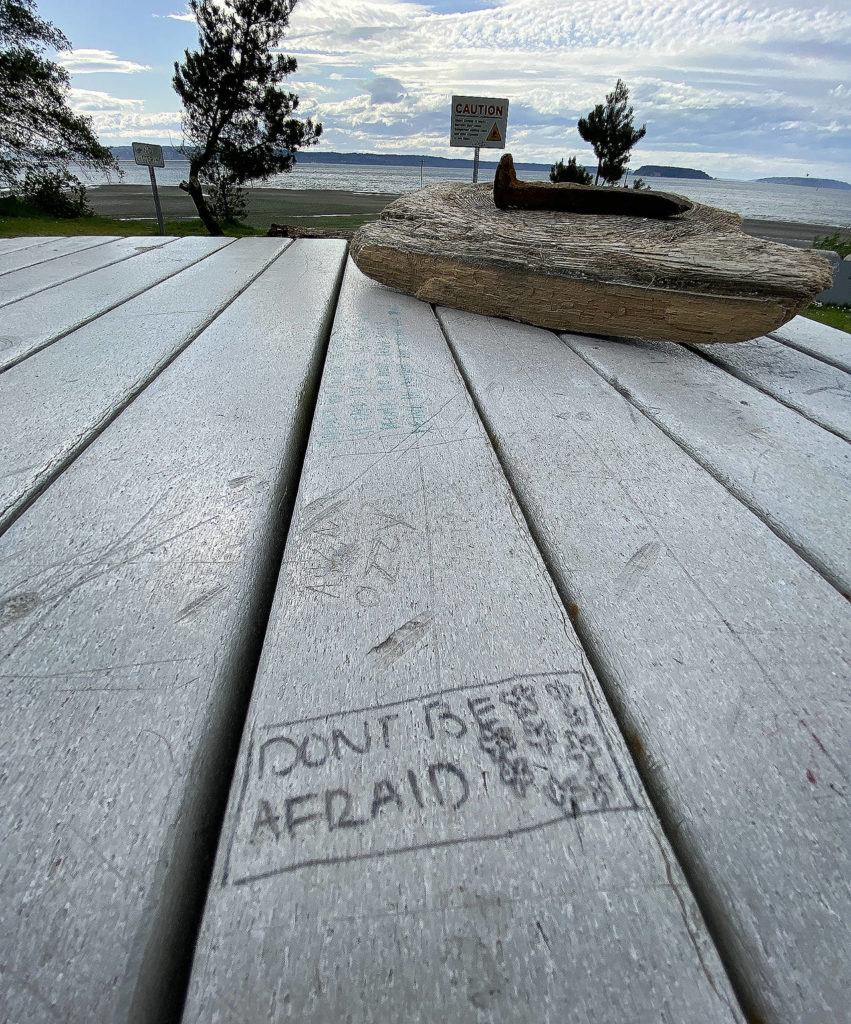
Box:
38;0;851;180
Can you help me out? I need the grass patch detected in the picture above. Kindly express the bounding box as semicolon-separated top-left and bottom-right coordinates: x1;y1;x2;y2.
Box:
802;304;851;334
271;213;377;233
0;195;261;237
1;188;386;238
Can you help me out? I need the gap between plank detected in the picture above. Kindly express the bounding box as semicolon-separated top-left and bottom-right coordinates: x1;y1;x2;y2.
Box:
0;238;238;377
562;335;849;602
770;331;851;376
0;236;118;281
434;308;754;1024
0;237;180;309
160;244;350;1024
768;330;851;375
0;240;295;542
687;341;851;444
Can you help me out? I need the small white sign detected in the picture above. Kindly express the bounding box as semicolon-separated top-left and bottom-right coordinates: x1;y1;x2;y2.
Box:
132;142;165;168
450;95;509;149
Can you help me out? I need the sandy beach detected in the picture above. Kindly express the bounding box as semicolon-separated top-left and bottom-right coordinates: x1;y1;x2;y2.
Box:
87;184;837;247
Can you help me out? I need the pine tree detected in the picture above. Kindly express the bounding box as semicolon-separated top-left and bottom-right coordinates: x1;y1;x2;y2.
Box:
173;0;321;235
0;0;117;197
577;80;646;186
549;156;592;185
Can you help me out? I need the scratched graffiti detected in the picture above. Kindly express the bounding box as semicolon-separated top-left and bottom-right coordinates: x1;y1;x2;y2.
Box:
224;672;638;883
289;493;416;608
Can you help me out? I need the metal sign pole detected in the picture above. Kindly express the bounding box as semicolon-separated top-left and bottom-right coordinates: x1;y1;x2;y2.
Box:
148;165;165;235
472;146;480;184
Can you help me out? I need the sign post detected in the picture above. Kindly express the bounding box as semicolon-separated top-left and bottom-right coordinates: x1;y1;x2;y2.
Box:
132;142;166;235
450;95;509;182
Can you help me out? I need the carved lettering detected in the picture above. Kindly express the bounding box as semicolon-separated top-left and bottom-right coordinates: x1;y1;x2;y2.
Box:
227;673;634;883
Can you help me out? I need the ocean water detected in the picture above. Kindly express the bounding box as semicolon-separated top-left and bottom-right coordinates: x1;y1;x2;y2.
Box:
83;159;851;227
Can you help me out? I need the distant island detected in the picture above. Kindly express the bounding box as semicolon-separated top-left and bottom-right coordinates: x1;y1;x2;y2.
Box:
634;165;713;179
109;146;550;174
756;176;851;190
111;149;850;189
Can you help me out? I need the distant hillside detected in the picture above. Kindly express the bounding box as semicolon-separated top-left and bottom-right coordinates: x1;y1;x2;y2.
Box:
109;146;550;173
111;145;185;160
756;176;851;190
634;165;712;180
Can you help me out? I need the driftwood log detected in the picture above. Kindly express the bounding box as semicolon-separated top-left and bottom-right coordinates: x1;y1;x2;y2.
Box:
494;153;692;218
350;182;833;344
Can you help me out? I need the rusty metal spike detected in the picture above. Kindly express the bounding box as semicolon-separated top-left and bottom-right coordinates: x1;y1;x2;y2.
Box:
493;153;693;219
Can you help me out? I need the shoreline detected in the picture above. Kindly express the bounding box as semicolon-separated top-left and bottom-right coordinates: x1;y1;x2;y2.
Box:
75;185;850;247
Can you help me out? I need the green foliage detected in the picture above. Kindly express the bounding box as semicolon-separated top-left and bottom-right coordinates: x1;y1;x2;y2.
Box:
173;0;322;235
549;156;592;184
803;304;851;334
631;177;646;190
813;232;851;259
203;160;249;223
0;0;118;192
577;79;646;185
19;166;93;216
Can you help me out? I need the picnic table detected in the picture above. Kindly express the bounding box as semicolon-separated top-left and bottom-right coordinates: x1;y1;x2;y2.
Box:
0;235;848;1024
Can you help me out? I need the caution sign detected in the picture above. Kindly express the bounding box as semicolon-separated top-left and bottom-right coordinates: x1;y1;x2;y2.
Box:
450;95;509;149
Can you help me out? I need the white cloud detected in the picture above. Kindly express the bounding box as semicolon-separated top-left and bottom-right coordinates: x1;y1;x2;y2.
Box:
67;87;181;140
81;0;851;178
275;0;851;176
59;49;150;74
85;110;185;140
69;88;145;112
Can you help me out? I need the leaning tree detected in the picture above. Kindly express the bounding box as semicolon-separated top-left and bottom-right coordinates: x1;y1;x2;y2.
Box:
0;0;117;202
577;79;646;185
173;0;322;235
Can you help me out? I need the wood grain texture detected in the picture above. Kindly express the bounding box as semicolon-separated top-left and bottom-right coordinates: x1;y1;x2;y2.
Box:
695;335;851;440
0;235;176;306
0;240;347;1024
0;238;291;534
0;235;120;277
440;306;851;1024
0;236;231;373
350;183;832;343
182;263;743;1024
770;315;851;373
562;333;851;597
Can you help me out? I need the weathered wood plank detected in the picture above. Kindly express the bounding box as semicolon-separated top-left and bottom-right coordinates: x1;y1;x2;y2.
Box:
0;240;348;1024
440;306;851;1024
0;237;291;534
695;334;851;440
0;235;231;374
182;264;743;1024
0;236;176;306
0;236;62;255
563;333;851;597
0;235;121;277
770;314;851;373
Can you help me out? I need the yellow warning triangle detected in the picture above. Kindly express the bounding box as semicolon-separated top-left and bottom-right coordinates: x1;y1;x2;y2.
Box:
486;123;502;142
